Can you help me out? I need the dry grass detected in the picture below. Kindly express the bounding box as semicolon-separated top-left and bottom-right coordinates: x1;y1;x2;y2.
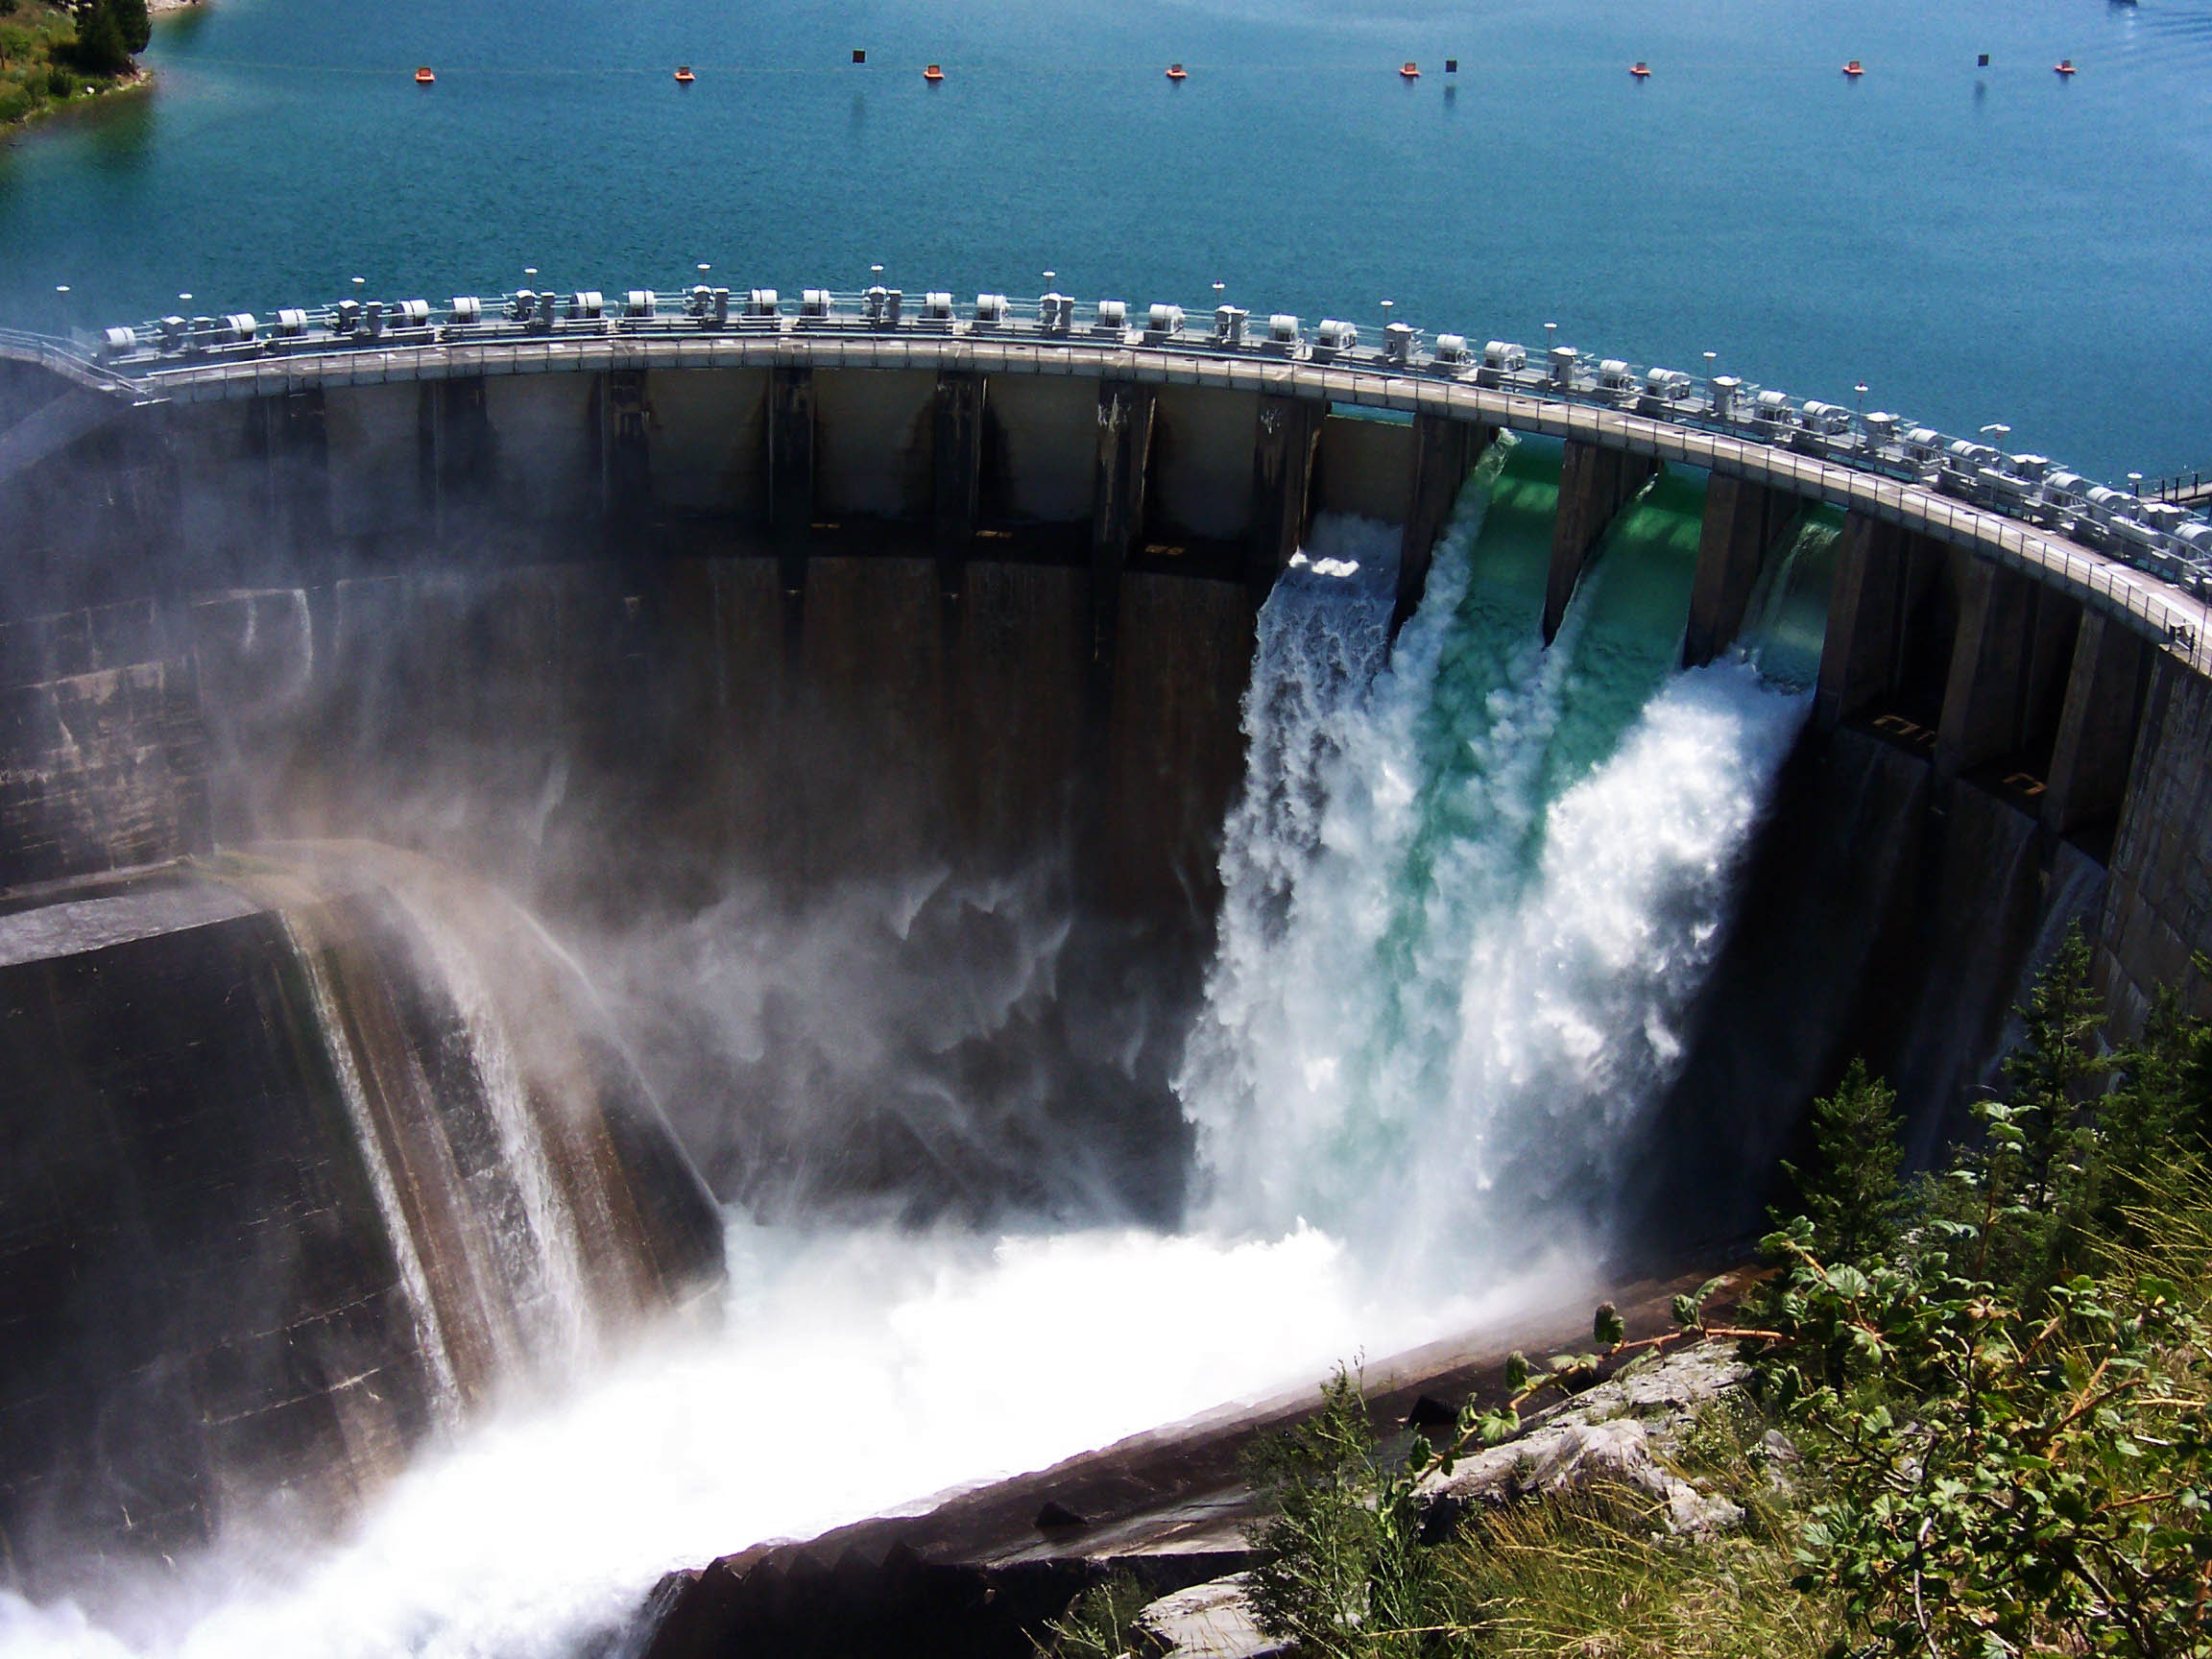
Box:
1431;1494;1841;1659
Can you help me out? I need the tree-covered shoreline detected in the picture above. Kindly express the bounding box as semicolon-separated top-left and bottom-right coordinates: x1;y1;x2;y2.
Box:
0;0;155;135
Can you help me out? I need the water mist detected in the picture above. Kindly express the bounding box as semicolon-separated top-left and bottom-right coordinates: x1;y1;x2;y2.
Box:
0;463;1820;1659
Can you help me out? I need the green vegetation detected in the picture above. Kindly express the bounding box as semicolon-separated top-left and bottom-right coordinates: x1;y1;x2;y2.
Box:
0;0;148;132
1038;927;2212;1659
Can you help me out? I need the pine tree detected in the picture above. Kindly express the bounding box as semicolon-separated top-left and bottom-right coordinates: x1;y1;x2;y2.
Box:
2000;923;2113;1210
70;0;130;77
1782;1058;1910;1265
112;0;149;55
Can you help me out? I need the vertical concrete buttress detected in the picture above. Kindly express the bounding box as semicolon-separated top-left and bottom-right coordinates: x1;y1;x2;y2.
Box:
2043;611;2152;839
1815;511;1909;732
932;372;986;604
1543;439;1657;645
606;369;652;522
1394;415;1489;639
1091;380;1157;679
1684;474;1791;668
767;366;815;599
1247;394;1322;599
1935;556;2038;781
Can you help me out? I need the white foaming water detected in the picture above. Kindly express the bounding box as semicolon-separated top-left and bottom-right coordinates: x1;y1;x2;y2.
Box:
391;883;599;1374
1182;483;1815;1278
0;1221;1574;1659
0;490;1811;1659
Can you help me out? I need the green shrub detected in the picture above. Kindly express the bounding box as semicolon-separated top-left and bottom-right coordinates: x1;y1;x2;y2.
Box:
44;60;71;96
0;85;32;124
1033;1571;1152;1659
1243;1366;1438;1659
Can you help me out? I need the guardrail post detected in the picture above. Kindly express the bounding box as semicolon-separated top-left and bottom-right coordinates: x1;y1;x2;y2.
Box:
2042;611;2152;839
1247;394;1322;600
1543;439;1657;645
1393;414;1489;639
932;371;985;605
1684;474;1792;668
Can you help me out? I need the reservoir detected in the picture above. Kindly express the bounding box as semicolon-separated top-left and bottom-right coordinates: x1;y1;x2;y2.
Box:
1;0;2209;480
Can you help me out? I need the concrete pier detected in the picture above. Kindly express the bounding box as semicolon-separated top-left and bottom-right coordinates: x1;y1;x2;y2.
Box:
607;369;651;520
1935;558;2042;781
1815;513;1944;733
1091;381;1156;672
932;372;985;602
1544;439;1657;645
768;367;814;594
1247;394;1322;597
1684;475;1792;668
2044;612;2151;840
1395;414;1486;638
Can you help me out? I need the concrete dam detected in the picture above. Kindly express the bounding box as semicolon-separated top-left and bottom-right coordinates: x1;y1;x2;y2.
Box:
2;285;2210;1634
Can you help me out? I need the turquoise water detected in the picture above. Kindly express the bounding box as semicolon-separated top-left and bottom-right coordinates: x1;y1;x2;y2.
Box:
1;0;2208;477
1185;447;1817;1263
1538;465;1706;810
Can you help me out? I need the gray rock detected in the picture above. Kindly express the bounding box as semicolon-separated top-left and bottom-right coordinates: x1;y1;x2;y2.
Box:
1136;1574;1286;1659
1416;1339;1750;1539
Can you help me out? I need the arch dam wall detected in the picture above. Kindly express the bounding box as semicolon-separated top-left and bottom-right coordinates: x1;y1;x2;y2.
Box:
2;331;2210;1228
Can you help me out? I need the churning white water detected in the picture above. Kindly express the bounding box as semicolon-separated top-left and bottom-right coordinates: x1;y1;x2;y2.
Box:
0;1224;1567;1659
0;470;1817;1658
1182;463;1815;1276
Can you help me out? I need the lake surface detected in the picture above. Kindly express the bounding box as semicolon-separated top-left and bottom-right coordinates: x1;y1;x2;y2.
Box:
0;0;2208;480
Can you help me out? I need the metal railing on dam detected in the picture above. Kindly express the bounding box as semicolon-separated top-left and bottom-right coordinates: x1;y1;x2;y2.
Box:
6;285;2211;678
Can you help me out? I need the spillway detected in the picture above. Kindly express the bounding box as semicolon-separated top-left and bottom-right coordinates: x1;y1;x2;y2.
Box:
1185;445;1816;1281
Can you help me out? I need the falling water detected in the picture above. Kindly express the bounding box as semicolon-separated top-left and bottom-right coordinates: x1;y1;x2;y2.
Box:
1180;442;1821;1278
276;909;466;1425
386;883;601;1373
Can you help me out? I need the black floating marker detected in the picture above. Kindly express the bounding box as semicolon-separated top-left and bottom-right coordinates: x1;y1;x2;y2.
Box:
1978;53;1989;67
853;48;866;63
1445;58;1458;73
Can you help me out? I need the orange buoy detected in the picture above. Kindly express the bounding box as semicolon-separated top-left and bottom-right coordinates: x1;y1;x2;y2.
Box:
1629;60;1650;77
674;65;695;84
1400;60;1420;78
1842;59;1863;76
924;62;944;81
414;65;435;84
1166;62;1187;81
2055;58;2077;74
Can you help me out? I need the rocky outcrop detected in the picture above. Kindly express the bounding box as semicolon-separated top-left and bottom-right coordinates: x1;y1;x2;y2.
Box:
1417;1339;1751;1539
1116;1340;1757;1659
1137;1573;1285;1659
